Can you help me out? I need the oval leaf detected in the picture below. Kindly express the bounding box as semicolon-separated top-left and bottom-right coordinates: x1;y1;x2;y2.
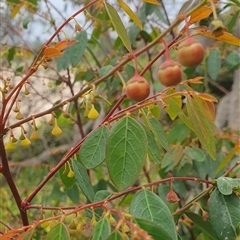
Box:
45;223;69;240
130;189;178;240
79;125;109;169
106;117;147;190
209;188;240;240
72;160;95;202
92;218;111;240
207;49;221;80
184;147;207;162
104;2;132;52
117;0;142;30
217;177;233;195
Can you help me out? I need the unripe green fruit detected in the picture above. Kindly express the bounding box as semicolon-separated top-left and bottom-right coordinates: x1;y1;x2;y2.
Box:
157;60;182;87
125;75;150;101
177;37;205;67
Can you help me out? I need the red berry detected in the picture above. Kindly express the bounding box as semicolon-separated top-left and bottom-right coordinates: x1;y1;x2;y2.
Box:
157;60;182;87
125;75;150;101
177;37;205;67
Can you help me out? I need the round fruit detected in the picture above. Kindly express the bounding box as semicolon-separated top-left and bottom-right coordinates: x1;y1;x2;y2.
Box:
125;75;150;101
157;60;182;87
177;37;205;67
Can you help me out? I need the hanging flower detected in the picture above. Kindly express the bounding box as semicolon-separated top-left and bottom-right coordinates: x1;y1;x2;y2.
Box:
87;104;99;120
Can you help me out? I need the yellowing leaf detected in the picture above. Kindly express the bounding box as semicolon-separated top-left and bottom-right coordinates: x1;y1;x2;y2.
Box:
142;0;160;5
200;31;240;46
197;93;218;102
189;6;212;25
11;4;23;19
194;96;216;122
118;0;142;30
43;47;63;58
187;76;204;84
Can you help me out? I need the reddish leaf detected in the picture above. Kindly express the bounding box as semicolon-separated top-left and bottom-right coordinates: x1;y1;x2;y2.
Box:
43;47;63;58
55;39;78;51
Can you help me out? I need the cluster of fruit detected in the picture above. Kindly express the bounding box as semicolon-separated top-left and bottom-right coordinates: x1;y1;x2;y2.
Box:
125;36;205;101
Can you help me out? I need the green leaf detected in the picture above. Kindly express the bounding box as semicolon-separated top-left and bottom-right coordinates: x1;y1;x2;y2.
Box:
227;10;240;33
79;125;109;169
141;110;171;153
207;49;221;80
117;0;142;30
134;218;175;240
184;147;207;162
57;31;88;71
186;96;216;159
161;152;174;169
226;51;240;69
167;124;190;144
46;223;69;240
215;147;236;174
98;65;114;77
130;190;178;240
209;188;240;240
148;118;171;153
94;190;112;202
106;232;122;240
66;184;80;204
146;129;161;163
106;117;147;190
7;47;15;63
59;165;75;188
193;153;225;179
150;104;161;119
166;98;193;131
104;2;132;52
165;92;182;121
72;160;95;202
92;218;111;240
217;177;233;195
185;212;217;240
217;177;240;195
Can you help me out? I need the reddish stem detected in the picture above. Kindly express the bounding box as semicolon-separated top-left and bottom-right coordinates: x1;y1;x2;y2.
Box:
161;39;171;61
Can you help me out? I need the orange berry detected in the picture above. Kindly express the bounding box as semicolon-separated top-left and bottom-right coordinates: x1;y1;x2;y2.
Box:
125;75;150;101
177;37;205;67
157;60;182;86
